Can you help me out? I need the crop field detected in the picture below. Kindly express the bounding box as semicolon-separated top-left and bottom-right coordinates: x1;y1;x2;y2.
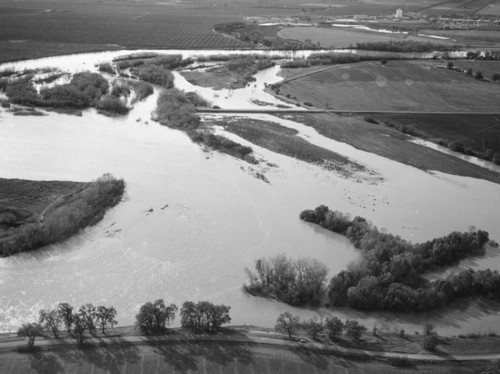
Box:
279;60;500;112
277;27;449;48
371;113;500;154
0;1;252;63
418;0;497;13
276;113;500;184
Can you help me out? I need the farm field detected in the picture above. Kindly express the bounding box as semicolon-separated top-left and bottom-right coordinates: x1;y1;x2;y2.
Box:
371;113;500;155
275;112;500;184
277;27;449;49
278;60;500;112
0;1;252;63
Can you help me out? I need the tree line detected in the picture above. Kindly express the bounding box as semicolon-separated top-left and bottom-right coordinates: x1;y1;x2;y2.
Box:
18;299;231;348
17;302;117;347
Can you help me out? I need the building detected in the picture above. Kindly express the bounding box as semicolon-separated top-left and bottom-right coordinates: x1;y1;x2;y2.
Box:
396;8;403;19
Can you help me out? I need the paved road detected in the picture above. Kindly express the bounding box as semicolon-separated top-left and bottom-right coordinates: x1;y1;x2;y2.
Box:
198;108;500;115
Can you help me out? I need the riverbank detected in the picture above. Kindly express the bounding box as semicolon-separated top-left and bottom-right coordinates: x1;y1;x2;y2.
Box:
2;325;500;373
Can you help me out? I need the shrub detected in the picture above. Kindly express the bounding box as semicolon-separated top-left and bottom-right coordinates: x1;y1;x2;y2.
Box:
475;71;484;80
422;334;438;351
492;73;500;82
40;84;91;108
70;72;109;101
96;96;129;115
132;64;174;88
98;63;115;75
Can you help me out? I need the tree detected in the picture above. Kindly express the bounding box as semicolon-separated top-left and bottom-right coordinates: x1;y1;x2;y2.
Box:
447;62;454;69
475;71;484;80
492;73;500;82
95;306;117;334
466;68;473;76
381;59;387;66
39;309;61;338
325;317;344;340
72;313;87;344
423;323;434;336
422;334;438;351
205;303;231;333
17;323;43;348
275;312;300;339
180;301;230;334
344;320;366;342
136;299;177;334
78;304;97;335
305;318;324;340
57;303;74;333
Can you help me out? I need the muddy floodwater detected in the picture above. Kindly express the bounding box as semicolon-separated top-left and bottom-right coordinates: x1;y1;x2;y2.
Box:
1;50;500;335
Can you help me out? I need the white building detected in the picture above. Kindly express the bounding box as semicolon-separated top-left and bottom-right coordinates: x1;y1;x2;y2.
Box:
396;8;403;19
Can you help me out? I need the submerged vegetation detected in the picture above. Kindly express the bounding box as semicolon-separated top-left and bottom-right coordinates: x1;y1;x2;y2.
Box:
244;255;328;306
0;174;125;257
152;88;254;163
298;205;496;312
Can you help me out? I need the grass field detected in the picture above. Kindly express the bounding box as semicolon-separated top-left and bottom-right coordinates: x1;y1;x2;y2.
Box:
0;178;85;217
279;60;500;112
450;60;500;80
276;113;500;184
210;116;369;178
371;113;500;154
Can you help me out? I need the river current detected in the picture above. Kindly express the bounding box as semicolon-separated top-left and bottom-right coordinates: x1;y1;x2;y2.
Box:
0;50;499;335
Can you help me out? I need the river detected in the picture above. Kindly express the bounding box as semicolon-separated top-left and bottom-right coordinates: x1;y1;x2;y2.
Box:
0;50;499;335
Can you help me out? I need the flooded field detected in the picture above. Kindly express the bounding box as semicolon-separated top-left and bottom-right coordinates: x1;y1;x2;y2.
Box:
1;50;500;336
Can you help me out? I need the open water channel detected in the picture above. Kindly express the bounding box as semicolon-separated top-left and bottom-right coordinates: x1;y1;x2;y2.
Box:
1;50;500;335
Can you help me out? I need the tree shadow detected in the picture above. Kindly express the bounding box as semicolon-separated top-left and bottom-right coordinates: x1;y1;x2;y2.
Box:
48;336;141;374
144;329;255;374
28;352;65;374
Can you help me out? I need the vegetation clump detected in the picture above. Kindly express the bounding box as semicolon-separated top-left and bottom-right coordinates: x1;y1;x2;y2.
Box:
153;89;254;162
5;71;108;110
96;96;129;115
98;62;115;75
299;205;495;312
243;254;328;306
355;41;456;53
131;64;174;88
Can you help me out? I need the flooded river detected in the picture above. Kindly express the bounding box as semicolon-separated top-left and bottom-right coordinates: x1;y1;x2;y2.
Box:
1;50;499;335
